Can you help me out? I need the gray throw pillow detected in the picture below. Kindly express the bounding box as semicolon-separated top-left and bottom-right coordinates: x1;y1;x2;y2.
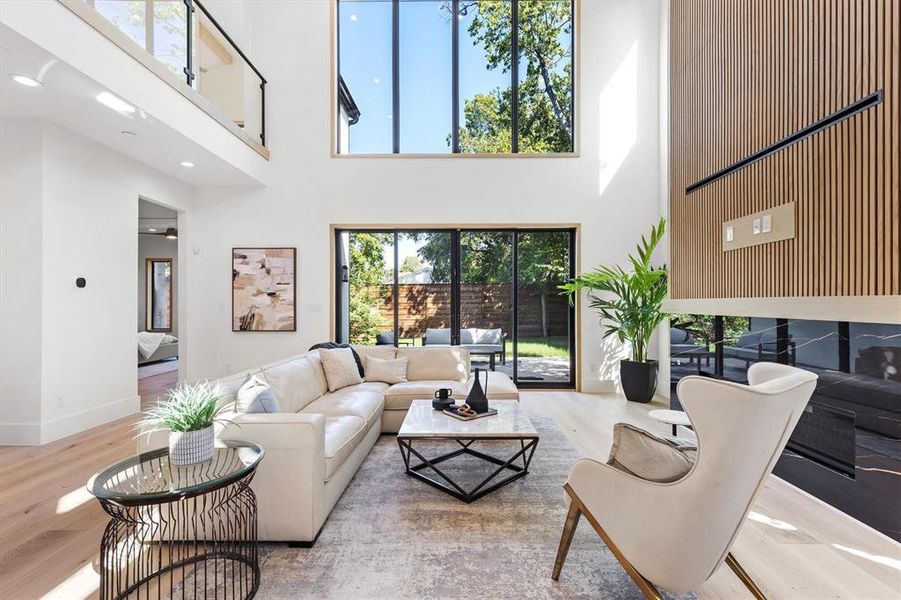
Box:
606;423;696;483
236;374;280;414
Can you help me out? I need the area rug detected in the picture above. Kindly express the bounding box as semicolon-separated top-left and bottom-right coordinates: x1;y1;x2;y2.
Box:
252;417;694;599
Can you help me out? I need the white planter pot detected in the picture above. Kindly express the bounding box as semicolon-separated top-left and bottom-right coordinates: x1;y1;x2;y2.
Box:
169;425;214;465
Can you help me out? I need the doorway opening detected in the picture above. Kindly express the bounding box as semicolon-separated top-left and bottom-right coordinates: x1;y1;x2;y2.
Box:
138;199;179;380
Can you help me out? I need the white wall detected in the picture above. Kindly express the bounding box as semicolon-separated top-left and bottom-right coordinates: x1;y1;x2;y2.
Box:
0;119;195;444
184;0;665;392
0;120;44;444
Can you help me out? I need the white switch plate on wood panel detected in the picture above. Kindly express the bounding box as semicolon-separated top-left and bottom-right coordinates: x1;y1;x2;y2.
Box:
722;202;795;251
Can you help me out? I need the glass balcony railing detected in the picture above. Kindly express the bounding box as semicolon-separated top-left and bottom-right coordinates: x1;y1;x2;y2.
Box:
84;0;267;147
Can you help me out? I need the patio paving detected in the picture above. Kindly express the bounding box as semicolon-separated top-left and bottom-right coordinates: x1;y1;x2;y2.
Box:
471;355;571;384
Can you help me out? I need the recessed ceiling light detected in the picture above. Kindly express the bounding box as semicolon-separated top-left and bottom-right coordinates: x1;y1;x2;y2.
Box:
180;161;195;168
10;74;42;87
148;228;157;232
349;14;358;21
96;91;135;114
373;77;380;84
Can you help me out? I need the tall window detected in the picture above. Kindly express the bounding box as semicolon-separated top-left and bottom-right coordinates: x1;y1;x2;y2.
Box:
337;0;575;154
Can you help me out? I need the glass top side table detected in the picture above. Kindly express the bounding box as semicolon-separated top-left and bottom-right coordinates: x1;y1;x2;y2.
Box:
88;441;264;599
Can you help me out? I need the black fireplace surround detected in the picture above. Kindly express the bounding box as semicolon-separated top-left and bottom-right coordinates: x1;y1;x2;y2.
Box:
670;317;901;541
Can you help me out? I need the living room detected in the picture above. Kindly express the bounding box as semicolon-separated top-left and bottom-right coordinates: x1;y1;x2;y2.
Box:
1;1;899;599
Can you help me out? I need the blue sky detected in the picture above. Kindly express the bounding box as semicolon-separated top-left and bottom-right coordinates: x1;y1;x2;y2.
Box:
339;0;510;153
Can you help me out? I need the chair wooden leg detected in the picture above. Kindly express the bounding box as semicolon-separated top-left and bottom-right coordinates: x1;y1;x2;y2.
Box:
552;494;582;580
561;484;663;599
726;553;767;600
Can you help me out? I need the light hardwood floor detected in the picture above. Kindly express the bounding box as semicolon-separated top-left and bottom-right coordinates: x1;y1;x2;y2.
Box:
0;374;898;599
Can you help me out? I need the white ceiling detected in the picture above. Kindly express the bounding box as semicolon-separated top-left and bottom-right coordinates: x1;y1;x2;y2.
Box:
139;198;177;232
0;24;260;187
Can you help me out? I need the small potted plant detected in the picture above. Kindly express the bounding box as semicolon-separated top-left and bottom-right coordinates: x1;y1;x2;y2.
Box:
138;381;231;465
561;218;668;403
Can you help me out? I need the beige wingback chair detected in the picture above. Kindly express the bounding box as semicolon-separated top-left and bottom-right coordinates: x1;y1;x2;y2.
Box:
553;363;818;599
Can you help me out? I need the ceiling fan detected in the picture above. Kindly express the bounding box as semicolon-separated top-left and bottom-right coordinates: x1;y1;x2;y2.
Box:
139;227;178;240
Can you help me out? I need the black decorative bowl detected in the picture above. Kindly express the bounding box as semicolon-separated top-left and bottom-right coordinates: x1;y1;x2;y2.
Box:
432;398;455;411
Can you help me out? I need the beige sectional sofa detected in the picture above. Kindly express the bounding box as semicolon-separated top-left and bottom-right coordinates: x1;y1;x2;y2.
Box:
138;345;518;544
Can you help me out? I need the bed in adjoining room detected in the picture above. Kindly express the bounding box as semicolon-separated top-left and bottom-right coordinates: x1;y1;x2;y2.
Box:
138;331;178;365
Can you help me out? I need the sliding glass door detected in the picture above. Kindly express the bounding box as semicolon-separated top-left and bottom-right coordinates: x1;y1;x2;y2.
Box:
336;228;576;388
460;231;514;374
515;231;574;384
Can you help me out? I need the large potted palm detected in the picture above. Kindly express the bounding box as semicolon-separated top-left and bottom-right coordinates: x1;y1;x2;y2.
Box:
561;218;667;403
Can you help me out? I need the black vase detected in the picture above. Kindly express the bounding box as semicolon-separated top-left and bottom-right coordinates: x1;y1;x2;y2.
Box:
620;359;658;403
465;368;490;413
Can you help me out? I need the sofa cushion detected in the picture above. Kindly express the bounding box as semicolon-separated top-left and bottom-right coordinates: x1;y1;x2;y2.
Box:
606;423;696;483
236;375;280;413
424;328;452;345
214;372;254;410
324;415;367;481
353;345;397;364
365;356;408;384
384;380;466;411
261;354;328;412
309;342;364;377
319;347;364;392
301;382;386;425
468;370;518;400
397;346;469;382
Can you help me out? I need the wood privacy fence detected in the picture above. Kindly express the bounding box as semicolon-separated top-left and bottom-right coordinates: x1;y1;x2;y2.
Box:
363;284;569;338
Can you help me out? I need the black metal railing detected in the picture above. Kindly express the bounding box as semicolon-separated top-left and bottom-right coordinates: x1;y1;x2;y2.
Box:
85;0;267;147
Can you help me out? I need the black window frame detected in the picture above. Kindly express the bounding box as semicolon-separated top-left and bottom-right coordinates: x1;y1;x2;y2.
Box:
335;0;577;155
334;227;578;389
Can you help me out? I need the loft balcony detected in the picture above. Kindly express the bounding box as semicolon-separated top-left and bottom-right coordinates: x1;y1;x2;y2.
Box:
1;0;269;184
68;0;267;155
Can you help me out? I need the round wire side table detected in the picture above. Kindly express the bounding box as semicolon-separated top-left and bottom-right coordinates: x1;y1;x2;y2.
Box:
89;442;264;600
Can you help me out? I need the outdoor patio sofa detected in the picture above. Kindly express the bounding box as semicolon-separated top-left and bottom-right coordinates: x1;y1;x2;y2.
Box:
722;329;796;367
422;327;506;369
670;328;710;366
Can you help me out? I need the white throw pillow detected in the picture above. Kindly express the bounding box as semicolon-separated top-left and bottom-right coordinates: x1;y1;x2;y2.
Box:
319;347;364;392
364;356;409;384
235;374;280;414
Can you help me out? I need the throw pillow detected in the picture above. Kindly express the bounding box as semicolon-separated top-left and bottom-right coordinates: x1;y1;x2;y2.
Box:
364;356;409;384
309;342;364;378
319;347;364;392
236;375;280;414
606;423;695;483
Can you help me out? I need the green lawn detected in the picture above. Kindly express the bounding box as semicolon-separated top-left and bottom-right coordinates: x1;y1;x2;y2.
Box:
356;335;569;359
507;337;569;358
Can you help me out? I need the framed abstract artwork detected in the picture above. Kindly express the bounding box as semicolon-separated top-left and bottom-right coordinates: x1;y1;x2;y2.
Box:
232;248;296;332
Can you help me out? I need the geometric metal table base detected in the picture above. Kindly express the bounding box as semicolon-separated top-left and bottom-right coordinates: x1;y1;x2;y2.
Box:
397;437;538;503
98;473;260;600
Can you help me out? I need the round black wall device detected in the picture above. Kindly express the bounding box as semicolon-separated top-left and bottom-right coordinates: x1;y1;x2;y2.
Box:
76;277;86;288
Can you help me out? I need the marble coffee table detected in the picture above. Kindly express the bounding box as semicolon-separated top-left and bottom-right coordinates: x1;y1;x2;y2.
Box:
397;400;539;503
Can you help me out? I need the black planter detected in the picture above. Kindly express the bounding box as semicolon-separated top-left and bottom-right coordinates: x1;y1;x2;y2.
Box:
620;359;659;403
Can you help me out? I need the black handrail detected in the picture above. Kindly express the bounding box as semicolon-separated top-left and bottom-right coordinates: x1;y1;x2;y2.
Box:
186;0;268;146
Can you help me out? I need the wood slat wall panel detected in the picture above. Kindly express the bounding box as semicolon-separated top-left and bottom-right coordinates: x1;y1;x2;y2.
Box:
670;0;900;299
